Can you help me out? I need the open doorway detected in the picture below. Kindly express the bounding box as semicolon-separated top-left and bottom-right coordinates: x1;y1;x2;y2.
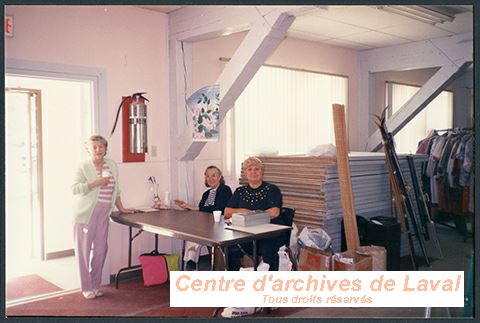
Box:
5;74;95;304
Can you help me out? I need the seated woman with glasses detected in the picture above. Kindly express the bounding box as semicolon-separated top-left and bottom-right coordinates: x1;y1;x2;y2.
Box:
174;165;232;270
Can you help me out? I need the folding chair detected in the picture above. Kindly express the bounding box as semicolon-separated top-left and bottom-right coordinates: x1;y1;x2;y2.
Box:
239;207;296;270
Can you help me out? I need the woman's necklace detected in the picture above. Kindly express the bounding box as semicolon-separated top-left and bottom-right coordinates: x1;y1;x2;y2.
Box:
240;183;269;205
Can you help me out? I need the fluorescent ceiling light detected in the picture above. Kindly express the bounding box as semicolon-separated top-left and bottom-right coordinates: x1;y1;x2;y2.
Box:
377;5;455;25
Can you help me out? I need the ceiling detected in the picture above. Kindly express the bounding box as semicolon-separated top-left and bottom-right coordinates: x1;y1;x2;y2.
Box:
138;5;473;50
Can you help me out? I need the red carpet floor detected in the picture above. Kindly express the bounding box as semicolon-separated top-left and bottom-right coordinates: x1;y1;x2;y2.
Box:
139;306;306;318
6;278;304;318
6;274;63;302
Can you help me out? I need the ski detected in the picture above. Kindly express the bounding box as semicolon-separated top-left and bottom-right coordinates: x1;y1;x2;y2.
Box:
375;108;430;268
406;155;443;259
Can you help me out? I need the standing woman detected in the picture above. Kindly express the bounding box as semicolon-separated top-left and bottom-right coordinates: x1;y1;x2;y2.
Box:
174;166;232;270
72;135;135;299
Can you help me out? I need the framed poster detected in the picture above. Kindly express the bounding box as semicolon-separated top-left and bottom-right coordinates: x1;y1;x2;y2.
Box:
186;84;220;141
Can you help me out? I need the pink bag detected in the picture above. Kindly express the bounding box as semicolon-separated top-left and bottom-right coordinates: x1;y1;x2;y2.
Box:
139;252;168;286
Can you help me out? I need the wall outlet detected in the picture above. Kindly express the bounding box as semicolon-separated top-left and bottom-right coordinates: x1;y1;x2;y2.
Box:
150;145;157;157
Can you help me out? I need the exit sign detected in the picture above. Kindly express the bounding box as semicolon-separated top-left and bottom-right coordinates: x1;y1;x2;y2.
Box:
5;15;13;37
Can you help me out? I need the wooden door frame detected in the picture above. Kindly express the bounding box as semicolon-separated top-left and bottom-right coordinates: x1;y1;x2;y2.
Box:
5;87;45;260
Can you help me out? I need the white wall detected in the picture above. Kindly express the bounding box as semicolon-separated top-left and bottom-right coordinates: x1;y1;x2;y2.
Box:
450;69;473;128
5;5;171;274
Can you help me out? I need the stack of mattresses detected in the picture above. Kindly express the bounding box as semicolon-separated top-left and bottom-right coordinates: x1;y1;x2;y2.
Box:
240;152;428;256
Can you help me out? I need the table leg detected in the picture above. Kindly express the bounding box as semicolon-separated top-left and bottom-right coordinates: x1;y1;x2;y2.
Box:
115;265;142;289
181;240;186;270
253;240;258;271
212;247;227;317
223;247;229;271
210;246;216;271
115;227;143;288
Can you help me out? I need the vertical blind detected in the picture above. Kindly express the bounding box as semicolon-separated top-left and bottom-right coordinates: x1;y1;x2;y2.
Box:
390;83;453;153
232;65;348;178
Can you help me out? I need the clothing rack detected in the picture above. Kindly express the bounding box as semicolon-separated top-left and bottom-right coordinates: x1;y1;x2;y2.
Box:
435;127;473;133
419;127;474;237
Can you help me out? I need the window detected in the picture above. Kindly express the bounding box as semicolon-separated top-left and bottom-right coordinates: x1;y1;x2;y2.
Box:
388;82;453;153
229;65;348;179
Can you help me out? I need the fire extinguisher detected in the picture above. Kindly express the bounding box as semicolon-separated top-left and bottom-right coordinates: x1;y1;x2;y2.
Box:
110;92;149;154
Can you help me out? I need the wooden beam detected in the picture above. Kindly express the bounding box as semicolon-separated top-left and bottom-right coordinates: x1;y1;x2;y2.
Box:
169;6;256;42
367;60;472;151
332;104;359;251
168;39;196;203
255;5;326;18
168;40;196;256
218;12;295;120
169;5;322;42
170;40;192;136
358;32;472;73
177;11;295;160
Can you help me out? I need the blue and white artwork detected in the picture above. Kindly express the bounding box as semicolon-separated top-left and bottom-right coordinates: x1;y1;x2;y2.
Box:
186;85;220;141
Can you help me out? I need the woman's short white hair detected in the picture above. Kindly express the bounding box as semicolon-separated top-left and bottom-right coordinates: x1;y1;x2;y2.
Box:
87;135;108;150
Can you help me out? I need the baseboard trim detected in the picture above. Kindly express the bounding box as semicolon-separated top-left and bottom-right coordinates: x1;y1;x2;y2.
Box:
6;288;81;308
45;249;74;260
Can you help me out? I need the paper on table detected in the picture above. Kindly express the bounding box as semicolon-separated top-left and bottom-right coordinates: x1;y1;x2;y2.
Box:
135;206;159;213
225;223;290;234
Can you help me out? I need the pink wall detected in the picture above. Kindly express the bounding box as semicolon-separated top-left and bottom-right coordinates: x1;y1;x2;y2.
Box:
5;5;170;162
5;5;171;275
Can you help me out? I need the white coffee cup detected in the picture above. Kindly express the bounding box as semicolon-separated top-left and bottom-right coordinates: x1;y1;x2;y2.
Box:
213;210;222;222
164;191;171;208
102;170;111;178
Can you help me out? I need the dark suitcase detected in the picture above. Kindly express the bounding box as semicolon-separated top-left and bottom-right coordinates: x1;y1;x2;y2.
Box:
367;216;401;271
341;215;401;270
341;215;369;251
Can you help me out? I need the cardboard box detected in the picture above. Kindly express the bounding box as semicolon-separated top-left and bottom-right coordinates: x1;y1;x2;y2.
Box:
298;245;332;271
333;250;372;271
232;210;270;226
356;245;386;271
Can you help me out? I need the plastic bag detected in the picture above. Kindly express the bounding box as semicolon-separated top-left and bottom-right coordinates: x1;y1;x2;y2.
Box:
222;261;269;318
278;245;293;271
306;144;336;157
252;147;279;156
240;261;270;271
221;307;261;318
298;227;331;250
